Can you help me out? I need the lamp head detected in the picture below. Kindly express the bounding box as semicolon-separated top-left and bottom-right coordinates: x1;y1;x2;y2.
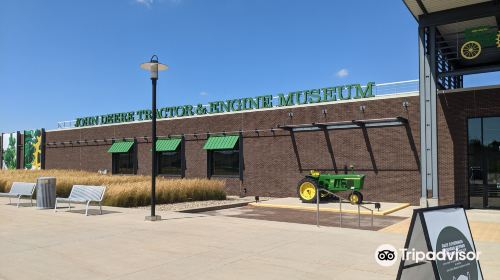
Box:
140;55;168;79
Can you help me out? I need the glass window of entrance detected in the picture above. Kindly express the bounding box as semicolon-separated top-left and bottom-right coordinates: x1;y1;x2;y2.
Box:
468;117;500;209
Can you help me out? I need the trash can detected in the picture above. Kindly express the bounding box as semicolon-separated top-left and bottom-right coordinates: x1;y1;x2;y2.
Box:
36;177;56;209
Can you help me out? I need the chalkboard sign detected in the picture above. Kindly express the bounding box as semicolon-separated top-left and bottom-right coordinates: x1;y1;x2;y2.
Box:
397;205;483;280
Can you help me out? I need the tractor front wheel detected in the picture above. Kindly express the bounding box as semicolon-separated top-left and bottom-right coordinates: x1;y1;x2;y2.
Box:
349;191;363;204
297;178;319;203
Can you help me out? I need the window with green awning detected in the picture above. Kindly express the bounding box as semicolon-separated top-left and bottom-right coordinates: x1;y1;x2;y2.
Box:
156;138;181;152
155;138;183;176
203;135;239;150
107;141;134;153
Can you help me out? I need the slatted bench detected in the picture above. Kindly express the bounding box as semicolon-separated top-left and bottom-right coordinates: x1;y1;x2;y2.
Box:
54;185;106;216
0;182;36;207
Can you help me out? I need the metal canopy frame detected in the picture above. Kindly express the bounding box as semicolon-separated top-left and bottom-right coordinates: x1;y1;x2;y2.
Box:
278;117;408;132
407;1;500;90
404;0;500;206
417;1;500;28
278;116;419;175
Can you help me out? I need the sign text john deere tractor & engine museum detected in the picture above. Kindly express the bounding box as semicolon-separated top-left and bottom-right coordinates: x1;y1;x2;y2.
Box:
75;82;375;127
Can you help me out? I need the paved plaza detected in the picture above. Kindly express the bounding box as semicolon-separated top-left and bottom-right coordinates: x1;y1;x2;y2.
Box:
0;198;499;280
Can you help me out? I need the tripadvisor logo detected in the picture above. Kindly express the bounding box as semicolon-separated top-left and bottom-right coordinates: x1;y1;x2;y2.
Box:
375;244;398;267
375;231;481;278
375;244;481;267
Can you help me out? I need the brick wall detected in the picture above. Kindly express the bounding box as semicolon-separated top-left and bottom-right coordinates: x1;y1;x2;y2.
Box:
45;93;422;204
438;86;500;207
7;86;499;206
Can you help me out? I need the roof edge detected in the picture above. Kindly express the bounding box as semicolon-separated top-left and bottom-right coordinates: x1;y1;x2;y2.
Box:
46;91;419;133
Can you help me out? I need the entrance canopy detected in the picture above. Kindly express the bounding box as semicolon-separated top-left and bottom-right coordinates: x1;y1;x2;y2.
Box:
404;0;500;85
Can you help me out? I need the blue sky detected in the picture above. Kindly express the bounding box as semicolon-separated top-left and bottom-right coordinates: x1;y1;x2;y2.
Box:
1;0;499;132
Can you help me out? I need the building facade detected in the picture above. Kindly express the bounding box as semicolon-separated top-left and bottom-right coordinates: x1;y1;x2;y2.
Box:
1;85;500;208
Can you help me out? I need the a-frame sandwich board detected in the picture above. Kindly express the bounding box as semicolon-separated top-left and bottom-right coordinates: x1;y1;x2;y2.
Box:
397;205;483;280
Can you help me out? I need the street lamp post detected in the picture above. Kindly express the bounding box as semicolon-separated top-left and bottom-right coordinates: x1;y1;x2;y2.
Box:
141;55;168;221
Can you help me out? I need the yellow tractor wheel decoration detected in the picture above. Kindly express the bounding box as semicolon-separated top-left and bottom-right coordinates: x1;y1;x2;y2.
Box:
348;191;363;204
349;192;360;204
461;41;481;60
297;179;318;203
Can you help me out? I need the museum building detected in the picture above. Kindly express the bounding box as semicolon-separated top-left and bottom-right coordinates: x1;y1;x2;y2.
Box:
2;83;500;208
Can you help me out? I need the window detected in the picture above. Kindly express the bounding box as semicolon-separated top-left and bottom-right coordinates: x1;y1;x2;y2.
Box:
113;152;135;174
156;138;183;176
158;151;182;176
108;141;136;175
210;147;239;176
468;117;500;209
204;135;241;177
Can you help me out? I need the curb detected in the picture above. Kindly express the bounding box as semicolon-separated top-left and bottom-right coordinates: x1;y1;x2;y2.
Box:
178;201;251;213
248;202;411;216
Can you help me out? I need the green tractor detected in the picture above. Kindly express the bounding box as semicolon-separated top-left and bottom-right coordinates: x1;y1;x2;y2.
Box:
297;169;366;204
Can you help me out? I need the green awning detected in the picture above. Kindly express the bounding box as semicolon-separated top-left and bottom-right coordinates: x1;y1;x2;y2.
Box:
107;141;134;153
156;138;181;152
203;135;239;150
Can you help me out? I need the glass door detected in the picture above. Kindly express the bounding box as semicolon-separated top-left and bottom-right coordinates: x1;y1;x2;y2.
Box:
468;117;500;209
483;117;500;208
468;118;485;208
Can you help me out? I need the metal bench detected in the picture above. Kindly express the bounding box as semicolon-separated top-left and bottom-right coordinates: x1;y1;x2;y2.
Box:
54;185;106;216
0;182;36;207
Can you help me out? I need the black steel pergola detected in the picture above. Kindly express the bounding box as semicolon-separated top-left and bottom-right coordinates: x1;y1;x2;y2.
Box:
403;0;500;206
278;117;408;132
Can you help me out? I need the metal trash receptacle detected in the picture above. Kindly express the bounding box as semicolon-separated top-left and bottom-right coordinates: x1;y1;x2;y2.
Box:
36;177;56;209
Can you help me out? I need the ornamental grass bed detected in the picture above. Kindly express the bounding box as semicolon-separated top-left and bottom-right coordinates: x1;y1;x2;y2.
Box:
0;169;226;207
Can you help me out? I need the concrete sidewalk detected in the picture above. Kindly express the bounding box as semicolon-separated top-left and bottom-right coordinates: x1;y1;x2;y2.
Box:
0;198;498;280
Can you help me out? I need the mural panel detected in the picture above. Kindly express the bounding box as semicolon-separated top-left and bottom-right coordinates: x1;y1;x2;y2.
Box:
2;133;18;169
24;129;43;170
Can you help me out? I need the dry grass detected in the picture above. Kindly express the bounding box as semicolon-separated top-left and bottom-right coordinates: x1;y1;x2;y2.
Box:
0;169;226;207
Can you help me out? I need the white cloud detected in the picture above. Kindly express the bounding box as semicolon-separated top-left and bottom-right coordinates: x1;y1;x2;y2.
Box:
135;0;182;7
336;68;349;78
200;91;208;96
136;0;154;7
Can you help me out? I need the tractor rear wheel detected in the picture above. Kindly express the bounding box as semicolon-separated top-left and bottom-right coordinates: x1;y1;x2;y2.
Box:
349;191;363;204
297;178;319;203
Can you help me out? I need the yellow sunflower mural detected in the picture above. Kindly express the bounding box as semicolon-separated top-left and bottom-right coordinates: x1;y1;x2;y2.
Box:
23;129;43;170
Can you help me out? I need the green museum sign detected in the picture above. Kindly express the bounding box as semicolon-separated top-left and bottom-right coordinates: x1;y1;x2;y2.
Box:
74;82;375;128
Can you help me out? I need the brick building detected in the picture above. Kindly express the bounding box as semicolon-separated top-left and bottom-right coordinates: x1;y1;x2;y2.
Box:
1;85;499;208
